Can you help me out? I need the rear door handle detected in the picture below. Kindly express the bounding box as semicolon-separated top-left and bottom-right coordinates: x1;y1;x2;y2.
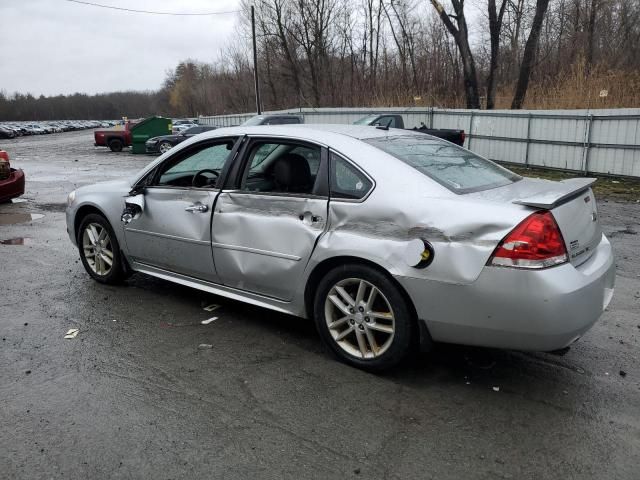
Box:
185;204;208;213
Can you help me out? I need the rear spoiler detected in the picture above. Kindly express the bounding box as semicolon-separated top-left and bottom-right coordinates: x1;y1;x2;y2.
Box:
513;178;597;209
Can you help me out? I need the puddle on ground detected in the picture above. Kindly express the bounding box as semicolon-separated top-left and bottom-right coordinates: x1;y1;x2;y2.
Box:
0;213;45;225
0;237;34;245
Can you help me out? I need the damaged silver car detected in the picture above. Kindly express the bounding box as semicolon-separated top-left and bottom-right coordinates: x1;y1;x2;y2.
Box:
66;125;615;371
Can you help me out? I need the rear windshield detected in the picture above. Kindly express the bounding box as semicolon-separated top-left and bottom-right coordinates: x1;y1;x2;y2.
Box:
364;135;520;194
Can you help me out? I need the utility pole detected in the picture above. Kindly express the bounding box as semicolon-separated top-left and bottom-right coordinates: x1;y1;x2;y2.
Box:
251;5;262;114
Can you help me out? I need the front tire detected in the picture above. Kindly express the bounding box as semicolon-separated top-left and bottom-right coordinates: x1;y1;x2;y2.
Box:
77;213;126;284
314;264;416;372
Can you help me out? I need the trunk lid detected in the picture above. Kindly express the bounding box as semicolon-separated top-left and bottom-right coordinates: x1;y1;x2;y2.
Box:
470;177;601;266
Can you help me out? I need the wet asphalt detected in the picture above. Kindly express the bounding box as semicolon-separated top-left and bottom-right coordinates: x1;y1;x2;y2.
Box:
1;130;639;479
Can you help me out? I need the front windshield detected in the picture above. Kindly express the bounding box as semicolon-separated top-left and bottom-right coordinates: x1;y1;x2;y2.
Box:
364;135;521;194
353;115;379;125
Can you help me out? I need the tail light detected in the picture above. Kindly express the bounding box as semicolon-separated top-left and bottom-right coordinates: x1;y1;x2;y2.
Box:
488;211;567;269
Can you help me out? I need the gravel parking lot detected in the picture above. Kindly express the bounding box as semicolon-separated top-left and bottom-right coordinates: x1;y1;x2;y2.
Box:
1;130;639;479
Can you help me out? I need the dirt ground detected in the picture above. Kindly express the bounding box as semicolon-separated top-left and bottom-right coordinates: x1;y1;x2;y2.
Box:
1;130;639;480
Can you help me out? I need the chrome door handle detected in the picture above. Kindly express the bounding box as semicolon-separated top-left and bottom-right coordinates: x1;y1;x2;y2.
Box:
185;204;208;213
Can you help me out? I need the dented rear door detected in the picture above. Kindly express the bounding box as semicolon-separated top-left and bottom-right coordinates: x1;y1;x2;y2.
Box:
210;192;327;300
210;139;329;301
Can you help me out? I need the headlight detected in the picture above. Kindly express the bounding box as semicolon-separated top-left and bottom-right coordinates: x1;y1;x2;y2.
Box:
67;190;76;206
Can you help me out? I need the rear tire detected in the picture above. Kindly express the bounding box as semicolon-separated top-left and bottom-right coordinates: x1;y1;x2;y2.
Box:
313;264;416;372
77;213;126;285
108;138;123;152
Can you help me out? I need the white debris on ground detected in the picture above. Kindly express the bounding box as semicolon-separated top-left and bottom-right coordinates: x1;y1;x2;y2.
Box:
64;328;79;339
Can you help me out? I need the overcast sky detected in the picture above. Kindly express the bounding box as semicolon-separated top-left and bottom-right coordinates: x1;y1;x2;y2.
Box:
0;0;244;96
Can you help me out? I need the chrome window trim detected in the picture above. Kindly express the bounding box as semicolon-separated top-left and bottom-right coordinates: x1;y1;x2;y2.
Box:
218;189;326;201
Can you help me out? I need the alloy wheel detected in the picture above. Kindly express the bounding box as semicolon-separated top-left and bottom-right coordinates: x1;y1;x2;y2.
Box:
82;223;114;276
159;142;172;154
324;278;395;359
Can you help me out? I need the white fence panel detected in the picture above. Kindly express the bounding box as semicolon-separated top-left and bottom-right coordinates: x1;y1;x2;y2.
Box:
199;107;640;178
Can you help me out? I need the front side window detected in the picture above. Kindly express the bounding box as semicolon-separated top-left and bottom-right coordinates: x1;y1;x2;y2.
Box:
364;135;520;194
330;152;373;200
156;139;236;188
241;141;321;195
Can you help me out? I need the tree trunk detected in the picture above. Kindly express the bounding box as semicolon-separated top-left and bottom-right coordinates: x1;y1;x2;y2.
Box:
486;0;507;109
511;0;551;109
429;0;481;109
586;0;600;72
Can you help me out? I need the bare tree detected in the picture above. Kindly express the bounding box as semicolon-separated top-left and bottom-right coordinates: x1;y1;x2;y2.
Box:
429;0;481;108
511;0;550;109
486;0;508;109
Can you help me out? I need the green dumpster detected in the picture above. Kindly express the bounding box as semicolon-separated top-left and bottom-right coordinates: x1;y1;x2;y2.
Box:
130;116;172;154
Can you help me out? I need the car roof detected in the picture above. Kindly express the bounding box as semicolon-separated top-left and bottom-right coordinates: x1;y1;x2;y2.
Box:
201;124;424;143
134;123;452;197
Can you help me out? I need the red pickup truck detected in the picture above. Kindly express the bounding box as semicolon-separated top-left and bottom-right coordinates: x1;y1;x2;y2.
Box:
94;116;172;153
94;122;134;152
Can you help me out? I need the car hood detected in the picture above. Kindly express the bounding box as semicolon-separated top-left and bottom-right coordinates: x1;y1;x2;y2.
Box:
77;178;133;195
152;134;182;142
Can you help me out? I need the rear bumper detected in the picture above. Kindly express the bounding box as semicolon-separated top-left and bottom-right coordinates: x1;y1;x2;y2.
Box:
0;169;25;202
397;233;615;352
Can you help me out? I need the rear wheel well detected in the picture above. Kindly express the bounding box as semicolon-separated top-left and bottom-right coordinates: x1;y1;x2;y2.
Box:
305;256;430;352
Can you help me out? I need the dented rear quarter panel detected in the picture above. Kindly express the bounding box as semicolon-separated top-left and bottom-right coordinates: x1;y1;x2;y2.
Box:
304;135;534;287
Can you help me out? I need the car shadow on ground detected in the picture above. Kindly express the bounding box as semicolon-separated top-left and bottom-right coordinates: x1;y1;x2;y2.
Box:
123;273;587;397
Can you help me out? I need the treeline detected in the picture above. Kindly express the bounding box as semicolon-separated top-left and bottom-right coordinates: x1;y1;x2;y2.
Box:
0;90;171;121
2;0;639;121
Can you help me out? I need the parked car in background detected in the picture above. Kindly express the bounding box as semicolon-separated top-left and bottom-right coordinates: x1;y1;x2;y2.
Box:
354;114;466;146
0;150;25;202
24;124;46;135
3;125;23;136
146;125;218;154
172;123;197;134
0;126;16;139
66;125;614;371
242;114;304;126
173;119;198;126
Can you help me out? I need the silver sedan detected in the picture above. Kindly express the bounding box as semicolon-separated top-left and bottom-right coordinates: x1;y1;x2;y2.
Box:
66;125;615;371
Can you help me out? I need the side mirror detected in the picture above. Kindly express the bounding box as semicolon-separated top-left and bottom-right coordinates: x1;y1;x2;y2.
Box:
121;194;145;225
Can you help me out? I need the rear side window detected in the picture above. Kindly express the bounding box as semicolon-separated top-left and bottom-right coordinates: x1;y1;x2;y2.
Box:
330;152;372;200
364;135;520;194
